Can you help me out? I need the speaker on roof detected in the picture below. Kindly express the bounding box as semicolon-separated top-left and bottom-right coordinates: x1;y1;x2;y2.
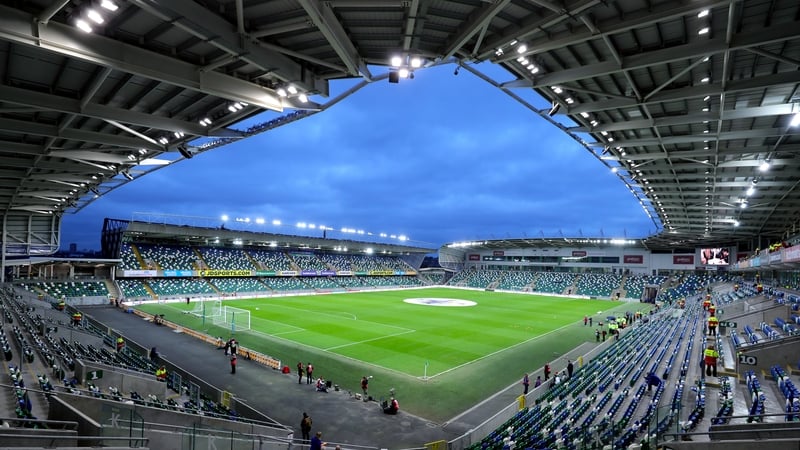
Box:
388;71;400;84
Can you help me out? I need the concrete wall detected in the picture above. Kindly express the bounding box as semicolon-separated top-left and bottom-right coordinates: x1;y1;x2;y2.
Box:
45;391;290;449
0;427;78;448
732;335;800;377
74;360;166;399
47;395;103;445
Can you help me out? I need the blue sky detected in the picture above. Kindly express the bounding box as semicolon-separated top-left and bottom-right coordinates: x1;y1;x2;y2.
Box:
61;63;657;251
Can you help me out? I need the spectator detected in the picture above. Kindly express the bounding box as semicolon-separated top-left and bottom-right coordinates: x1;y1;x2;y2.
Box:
149;347;159;363
361;375;369;399
310;432;324;450
300;413;312;442
645;372;661;393
383;397;399;415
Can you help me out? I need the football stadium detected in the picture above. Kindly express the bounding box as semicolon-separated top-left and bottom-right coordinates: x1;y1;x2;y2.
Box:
2;1;800;450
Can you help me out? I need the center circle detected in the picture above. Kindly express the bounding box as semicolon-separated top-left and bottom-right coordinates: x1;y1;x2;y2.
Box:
403;298;477;307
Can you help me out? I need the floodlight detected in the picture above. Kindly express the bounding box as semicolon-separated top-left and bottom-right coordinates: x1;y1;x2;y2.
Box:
298;93;308;103
101;0;119;11
272;219;281;225
76;19;93;33
87;9;104;24
399;68;409;78
791;113;800;127
255;218;265;224
287;85;298;95
221;214;229;221
759;161;770;172
390;56;402;67
276;88;287;97
410;57;422;68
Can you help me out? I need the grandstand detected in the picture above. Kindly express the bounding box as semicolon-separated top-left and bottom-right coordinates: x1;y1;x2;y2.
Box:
5;230;800;450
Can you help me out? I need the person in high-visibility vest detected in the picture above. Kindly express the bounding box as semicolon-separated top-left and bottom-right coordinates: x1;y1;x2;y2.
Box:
56;300;66;311
708;304;716;316
72;312;82;326
704;344;719;377
707;315;719;336
155;365;167;381
702;297;711;310
116;337;125;352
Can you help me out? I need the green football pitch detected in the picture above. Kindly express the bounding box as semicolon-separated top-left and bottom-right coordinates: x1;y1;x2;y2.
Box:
136;287;640;421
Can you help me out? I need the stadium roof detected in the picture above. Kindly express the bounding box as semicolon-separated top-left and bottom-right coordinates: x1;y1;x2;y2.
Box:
117;219;436;255
1;0;800;253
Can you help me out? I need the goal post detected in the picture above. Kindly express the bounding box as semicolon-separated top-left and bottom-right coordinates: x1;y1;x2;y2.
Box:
213;306;251;333
190;299;222;321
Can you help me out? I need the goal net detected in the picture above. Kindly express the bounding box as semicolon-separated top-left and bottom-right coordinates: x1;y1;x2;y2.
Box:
190;299;222;320
213;306;251;332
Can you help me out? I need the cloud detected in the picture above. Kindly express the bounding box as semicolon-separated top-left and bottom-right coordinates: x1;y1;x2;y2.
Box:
60;64;653;250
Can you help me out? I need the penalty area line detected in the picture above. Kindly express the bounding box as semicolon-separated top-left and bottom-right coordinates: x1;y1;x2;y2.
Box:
323;329;417;351
423;321;576;381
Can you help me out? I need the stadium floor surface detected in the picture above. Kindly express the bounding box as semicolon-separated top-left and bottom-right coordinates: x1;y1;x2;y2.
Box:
85;304;528;448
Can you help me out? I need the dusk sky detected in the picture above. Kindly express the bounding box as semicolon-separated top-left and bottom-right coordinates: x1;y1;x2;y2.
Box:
61;62;657;251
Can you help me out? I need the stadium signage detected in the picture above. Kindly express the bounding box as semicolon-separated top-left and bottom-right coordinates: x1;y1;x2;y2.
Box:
572;251;587;257
199;269;251;277
468;254;480;261
738;354;757;365
369;270;395;276
122;270;157;277
321;270;336;276
623;255;643;264
255;270;276;276
278;271;298;276
784;245;800;262
163;270;193;277
493;250;505;256
337;271;353;276
673;255;694;265
301;270;318;276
